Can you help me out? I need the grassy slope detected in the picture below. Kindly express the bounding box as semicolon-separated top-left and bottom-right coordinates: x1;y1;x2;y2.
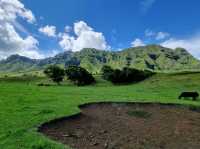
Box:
0;73;200;149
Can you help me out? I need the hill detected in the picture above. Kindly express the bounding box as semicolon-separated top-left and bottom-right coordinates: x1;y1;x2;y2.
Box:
0;45;200;73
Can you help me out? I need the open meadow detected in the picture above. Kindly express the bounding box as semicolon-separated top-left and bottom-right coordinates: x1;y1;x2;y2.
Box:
0;72;200;149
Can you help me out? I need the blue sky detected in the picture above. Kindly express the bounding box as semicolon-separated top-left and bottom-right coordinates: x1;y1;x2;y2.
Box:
1;0;200;59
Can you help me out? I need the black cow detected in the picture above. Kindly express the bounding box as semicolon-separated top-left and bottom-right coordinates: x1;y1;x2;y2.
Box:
178;92;199;101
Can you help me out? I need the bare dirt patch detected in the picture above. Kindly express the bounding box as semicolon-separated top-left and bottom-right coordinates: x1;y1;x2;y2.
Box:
39;103;200;149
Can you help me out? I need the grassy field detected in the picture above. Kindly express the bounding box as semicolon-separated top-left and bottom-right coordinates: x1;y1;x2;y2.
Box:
0;72;200;149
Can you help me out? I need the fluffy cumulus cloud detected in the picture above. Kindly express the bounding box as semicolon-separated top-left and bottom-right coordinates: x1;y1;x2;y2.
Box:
0;0;36;23
59;21;110;51
0;0;43;60
161;35;200;59
131;38;146;47
39;25;57;37
0;23;42;59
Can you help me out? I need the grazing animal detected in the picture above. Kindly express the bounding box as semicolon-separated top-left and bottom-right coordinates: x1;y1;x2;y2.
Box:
179;92;199;101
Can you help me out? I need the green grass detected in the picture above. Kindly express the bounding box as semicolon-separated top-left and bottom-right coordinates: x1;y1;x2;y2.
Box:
0;72;200;149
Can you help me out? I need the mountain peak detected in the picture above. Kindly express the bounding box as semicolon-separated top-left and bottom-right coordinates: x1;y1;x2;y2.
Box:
0;45;200;73
5;54;35;62
7;54;22;59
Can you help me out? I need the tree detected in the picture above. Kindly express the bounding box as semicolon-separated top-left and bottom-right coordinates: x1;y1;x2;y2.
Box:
44;65;65;85
101;65;114;81
65;66;95;86
101;66;154;84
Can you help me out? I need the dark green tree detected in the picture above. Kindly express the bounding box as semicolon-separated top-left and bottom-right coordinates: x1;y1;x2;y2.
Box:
101;66;154;84
101;65;114;81
44;65;65;85
65;66;95;86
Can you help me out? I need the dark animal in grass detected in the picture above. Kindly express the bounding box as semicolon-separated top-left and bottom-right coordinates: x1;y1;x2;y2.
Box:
179;92;199;101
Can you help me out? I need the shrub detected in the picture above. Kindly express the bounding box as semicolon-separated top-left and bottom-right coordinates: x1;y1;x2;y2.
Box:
102;66;154;84
44;65;65;85
101;65;114;81
65;65;95;86
37;83;51;87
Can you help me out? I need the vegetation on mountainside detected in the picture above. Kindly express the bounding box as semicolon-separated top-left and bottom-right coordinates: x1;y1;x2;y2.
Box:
1;45;200;73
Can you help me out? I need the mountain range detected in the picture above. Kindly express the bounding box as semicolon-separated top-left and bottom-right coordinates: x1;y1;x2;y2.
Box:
0;45;200;73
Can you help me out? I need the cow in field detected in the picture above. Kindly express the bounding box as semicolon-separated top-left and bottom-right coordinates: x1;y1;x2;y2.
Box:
179;92;199;101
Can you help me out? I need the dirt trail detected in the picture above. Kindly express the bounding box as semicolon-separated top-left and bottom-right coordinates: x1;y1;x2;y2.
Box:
39;103;200;149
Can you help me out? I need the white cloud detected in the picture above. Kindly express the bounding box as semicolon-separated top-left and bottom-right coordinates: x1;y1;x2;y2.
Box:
0;23;43;59
161;35;200;59
59;21;110;51
0;0;43;60
156;32;170;40
145;29;155;37
0;0;36;23
20;9;36;24
131;38;146;47
64;26;72;33
140;0;156;13
74;21;93;36
13;21;30;35
44;49;60;58
145;30;170;40
59;34;75;51
39;25;57;37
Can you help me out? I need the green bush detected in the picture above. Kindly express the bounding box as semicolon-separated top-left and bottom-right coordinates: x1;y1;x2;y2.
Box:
44;65;65;85
101;66;154;84
65;65;95;86
101;65;114;81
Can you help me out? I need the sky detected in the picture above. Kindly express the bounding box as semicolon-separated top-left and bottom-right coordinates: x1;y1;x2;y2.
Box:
1;0;200;59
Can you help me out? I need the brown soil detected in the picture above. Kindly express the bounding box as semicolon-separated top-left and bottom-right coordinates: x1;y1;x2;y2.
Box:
39;103;200;149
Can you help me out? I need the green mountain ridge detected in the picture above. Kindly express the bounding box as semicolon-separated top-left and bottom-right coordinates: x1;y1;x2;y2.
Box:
0;45;200;73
